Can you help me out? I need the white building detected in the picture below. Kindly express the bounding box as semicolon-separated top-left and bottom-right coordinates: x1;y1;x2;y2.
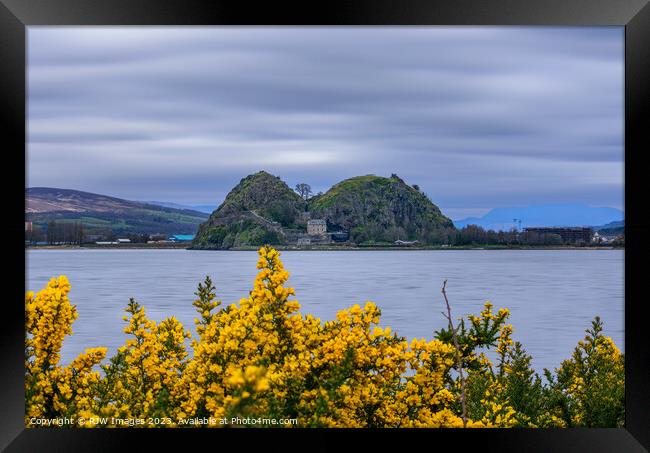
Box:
395;239;419;245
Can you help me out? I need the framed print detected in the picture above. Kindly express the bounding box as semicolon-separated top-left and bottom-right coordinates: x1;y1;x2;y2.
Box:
2;0;649;451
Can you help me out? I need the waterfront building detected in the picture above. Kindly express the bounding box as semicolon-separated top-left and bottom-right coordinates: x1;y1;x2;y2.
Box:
394;239;419;245
168;234;195;242
331;231;349;242
523;227;594;244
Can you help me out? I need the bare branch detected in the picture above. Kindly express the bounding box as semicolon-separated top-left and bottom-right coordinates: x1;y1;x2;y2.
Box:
441;279;468;428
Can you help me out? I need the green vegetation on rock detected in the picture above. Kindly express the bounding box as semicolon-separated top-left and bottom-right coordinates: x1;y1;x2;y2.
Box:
194;218;284;249
193;171;305;249
309;174;454;244
194;172;455;249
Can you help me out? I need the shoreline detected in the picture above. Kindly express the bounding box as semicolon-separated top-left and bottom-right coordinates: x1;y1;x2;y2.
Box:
26;244;623;251
26;243;188;250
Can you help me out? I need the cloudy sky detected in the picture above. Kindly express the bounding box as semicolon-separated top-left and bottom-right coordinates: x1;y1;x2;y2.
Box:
27;27;623;219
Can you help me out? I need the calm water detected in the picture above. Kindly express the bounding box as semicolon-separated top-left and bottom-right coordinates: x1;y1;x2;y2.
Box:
26;249;624;374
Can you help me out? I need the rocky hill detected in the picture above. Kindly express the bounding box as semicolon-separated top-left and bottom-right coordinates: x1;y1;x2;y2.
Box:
309;174;454;244
192;171;307;249
193;172;454;249
26;187;208;236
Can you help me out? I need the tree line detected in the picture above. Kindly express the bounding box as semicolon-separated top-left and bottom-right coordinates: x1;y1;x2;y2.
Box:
29;221;86;245
351;224;569;246
424;225;567;246
25;221;169;245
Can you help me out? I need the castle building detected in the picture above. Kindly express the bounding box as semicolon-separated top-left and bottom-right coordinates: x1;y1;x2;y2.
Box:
307;219;327;235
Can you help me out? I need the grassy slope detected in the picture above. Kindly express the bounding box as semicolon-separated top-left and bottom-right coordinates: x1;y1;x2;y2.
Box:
309;175;454;241
26;188;209;236
309;175;393;210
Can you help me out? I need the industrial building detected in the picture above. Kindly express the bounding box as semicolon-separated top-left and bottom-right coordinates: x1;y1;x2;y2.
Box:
168;234;195;242
523;227;594;244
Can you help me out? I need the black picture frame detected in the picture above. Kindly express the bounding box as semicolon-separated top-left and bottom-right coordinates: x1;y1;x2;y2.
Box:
2;1;649;451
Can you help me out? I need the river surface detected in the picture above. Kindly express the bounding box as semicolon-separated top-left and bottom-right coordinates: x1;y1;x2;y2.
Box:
26;249;624;374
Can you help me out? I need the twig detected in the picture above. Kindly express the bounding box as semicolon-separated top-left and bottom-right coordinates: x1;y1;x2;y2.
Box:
441;279;468;428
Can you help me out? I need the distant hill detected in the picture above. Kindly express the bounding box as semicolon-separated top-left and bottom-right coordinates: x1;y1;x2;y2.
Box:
144;201;216;214
594;220;624;236
193;172;454;249
594;220;624;230
453;204;624;231
26;187;209;236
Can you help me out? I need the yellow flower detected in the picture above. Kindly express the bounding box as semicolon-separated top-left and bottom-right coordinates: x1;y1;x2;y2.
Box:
24;247;624;429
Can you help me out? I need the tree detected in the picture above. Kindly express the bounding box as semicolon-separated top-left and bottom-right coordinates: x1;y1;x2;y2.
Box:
25;223;33;244
79;222;84;244
47;220;56;245
294;183;313;201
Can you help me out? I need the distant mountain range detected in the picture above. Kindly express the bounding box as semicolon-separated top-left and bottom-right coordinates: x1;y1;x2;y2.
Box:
453;204;624;231
26;187;209;236
144;201;216;214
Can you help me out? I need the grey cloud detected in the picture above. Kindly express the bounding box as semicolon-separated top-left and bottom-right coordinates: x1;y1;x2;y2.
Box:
27;27;624;217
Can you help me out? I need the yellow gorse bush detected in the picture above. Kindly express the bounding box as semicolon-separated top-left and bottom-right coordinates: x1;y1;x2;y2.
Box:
24;247;624;428
25;276;107;421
